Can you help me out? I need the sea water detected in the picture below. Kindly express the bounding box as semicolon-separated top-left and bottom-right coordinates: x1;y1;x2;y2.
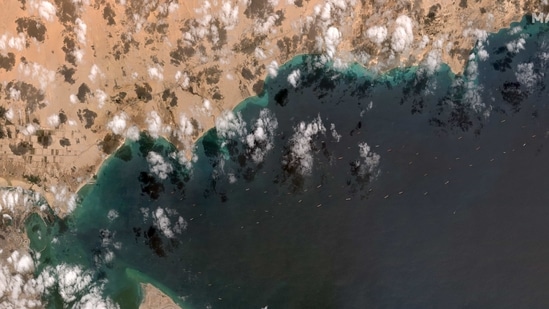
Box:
25;16;549;308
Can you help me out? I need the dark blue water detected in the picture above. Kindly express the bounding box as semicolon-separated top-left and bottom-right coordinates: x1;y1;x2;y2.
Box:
26;17;549;308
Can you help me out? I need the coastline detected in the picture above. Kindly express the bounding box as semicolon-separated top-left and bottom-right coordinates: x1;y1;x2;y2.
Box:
0;0;536;306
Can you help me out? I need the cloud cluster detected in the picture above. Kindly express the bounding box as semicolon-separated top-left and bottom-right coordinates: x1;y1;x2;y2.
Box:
287;69;301;88
0;186;48;218
0;247;117;308
50;185;79;213
145;111;163;139
175;71;190;89
366;25;387;45
0;250;44;308
88;64;104;83
174;113;194;142
21;123;38;136
170;149;198;171
40;264;118;308
506;37;526;54
418;38;444;76
330;123;341;142
267;60;279;78
29;0;56;22
0;33;27;51
95;89;108;109
391;15;413;53
125;125;140;141
462;54;486;114
287;114;326;175
18;61;55;90
75;18;87;45
106;112;128;135
255;14;280;35
146;151;173;180
356;142;380;177
183;0;239;44
152;207;188;239
323;26;341;59
215;110;247;141
219;1;239;30
246;109;279;163
47;114;60;128
515;62;540;92
148;66;164;81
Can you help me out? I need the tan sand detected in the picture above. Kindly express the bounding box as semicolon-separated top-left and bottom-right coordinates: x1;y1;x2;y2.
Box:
139;284;181;309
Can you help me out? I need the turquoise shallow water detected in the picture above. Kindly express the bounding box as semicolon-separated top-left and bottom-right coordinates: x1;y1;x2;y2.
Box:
25;16;549;308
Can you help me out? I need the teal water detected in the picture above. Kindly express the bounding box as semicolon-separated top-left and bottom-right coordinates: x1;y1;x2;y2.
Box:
26;16;549;308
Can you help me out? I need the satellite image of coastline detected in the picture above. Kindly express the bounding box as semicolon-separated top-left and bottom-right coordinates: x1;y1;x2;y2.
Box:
0;0;548;308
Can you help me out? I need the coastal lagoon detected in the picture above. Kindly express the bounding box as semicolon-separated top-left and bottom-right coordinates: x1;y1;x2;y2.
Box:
25;17;549;308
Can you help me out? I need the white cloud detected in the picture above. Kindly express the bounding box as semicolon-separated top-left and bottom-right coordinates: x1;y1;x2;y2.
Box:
366;25;387;45
0;248;50;307
418;35;429;49
146;111;162;139
267;60;279;78
7;251;34;275
356;142;380;177
5;108;14;120
477;49;489;61
47;114;60;128
175;113;194;141
107;112;128;135
391;15;413;53
215;110;247;141
0;261;117;309
255;14;279;35
330;123;341;142
420;44;442;76
73;285;119;309
88;64;104;83
75;18;87;45
9;88;21;101
506;37;526;53
55;264;93;303
7;33;27;51
29;0;57;22
462;28;490;61
107;209;119;221
324;26;341;59
147;66;164;81
18;62;55;90
203;99;211;112
246;109;278;163
286;114;326;175
95;89;107;108
50;185;79;213
73;48;84;63
171;149;197;171
125;125;140;141
220;1;239;30
146;151;173;179
21;123;37;136
70;94;79;104
508;26;522;35
462;55;485;113
254;47;267;60
287;69;301;88
515;62;540;92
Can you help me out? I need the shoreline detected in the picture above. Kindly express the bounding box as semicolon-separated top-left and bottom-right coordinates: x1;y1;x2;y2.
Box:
0;0;534;305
